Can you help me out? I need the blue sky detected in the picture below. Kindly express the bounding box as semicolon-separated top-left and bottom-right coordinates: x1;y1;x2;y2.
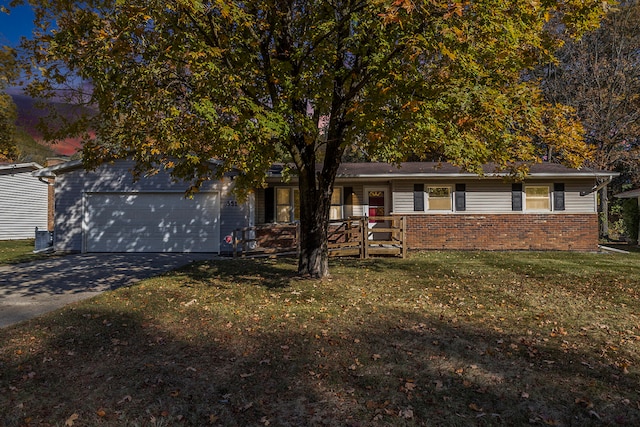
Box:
0;3;35;47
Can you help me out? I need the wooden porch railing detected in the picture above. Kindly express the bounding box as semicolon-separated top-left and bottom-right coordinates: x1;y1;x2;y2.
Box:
233;216;406;259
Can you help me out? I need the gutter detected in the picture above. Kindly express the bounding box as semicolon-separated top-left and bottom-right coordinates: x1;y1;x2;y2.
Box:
580;175;613;196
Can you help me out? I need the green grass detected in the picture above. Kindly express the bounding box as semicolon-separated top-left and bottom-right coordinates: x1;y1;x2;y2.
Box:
0;240;52;265
2;251;640;426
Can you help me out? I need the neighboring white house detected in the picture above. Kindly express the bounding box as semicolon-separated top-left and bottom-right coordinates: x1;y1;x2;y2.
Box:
0;162;49;240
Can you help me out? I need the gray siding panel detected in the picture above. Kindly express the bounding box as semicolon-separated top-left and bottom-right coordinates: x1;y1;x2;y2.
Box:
565;182;596;213
467;182;513;213
392;182;414;213
0;172;48;240
382;179;598;215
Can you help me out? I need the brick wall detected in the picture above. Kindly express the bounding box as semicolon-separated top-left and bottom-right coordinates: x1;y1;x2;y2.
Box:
403;214;598;251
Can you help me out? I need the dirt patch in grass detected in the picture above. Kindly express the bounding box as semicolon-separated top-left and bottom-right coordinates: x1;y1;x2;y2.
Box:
1;251;640;426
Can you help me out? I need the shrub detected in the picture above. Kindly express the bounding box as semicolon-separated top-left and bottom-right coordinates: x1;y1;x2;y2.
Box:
622;198;639;242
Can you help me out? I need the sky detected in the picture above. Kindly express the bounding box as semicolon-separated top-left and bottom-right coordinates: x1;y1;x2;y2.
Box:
0;3;35;47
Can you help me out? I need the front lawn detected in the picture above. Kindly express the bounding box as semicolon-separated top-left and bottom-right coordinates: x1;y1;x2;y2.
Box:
0;240;48;265
2;251;640;426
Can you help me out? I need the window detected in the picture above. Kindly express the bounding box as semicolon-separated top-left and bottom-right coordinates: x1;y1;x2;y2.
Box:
330;188;343;220
274;187;342;222
427;186;452;210
276;188;293;222
525;185;550;210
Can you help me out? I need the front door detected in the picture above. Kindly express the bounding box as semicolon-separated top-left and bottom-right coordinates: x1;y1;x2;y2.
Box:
365;187;390;241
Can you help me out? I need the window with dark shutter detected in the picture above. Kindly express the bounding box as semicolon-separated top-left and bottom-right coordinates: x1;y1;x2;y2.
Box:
414;184;424;211
455;183;466;211
512;183;523;211
264;187;274;222
554;183;565;211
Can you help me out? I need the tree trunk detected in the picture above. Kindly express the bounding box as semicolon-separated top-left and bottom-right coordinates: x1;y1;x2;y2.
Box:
297;170;332;279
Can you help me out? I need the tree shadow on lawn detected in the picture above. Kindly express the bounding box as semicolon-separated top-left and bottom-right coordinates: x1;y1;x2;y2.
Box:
2;304;639;426
179;257;299;290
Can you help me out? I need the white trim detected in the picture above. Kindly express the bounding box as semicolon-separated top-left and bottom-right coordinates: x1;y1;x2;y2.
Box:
426;185;453;212
524;184;551;212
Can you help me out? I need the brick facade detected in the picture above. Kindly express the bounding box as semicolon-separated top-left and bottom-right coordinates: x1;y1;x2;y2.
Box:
402;213;598;251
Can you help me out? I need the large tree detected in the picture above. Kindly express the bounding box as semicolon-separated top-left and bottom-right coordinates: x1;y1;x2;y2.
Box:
18;0;609;277
540;0;640;236
0;44;18;162
543;0;640;180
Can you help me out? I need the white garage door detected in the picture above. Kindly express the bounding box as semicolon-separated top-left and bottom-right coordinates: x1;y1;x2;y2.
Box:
85;192;220;253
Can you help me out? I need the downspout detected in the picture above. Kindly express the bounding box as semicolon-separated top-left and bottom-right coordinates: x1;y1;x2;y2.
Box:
580;175;614;238
580;175;613;196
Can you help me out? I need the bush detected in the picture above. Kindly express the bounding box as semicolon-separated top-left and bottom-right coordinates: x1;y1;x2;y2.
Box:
622;198;639;242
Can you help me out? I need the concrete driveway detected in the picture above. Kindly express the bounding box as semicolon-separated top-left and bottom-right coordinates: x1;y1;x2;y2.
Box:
0;253;215;328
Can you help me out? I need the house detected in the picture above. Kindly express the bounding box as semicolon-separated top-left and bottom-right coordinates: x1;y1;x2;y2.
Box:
35;159;616;254
0;162;49;240
257;162;617;252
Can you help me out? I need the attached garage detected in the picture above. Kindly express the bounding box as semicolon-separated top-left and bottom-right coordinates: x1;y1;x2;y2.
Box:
32;159;251;254
84;192;220;253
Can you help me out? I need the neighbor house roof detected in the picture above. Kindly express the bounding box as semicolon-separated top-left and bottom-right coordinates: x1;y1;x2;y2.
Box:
615;189;640;199
0;162;43;176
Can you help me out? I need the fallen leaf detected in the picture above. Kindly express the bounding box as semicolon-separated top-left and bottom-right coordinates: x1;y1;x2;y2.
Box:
65;413;79;426
405;382;417;391
118;395;132;404
469;403;483;412
96;409;106;417
399;408;414;419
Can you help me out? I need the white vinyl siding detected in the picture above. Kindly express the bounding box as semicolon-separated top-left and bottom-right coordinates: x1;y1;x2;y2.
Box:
0;169;48;240
565;183;597;213
465;182;513;213
389;180;597;214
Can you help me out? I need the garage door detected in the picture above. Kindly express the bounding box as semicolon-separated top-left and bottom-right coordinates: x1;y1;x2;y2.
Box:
85;192;220;253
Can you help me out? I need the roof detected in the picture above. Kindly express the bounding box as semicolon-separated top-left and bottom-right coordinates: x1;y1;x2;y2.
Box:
0;162;44;176
269;162;618;180
36;159;618;181
615;189;640;199
33;158;228;178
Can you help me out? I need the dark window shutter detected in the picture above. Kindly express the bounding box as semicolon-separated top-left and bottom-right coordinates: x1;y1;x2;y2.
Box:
554;183;565;211
512;183;523;211
265;187;274;223
344;187;353;205
455;183;466;211
414;184;424;211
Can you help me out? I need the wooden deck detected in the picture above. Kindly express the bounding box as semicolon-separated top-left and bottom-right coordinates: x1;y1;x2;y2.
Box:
233;216;406;259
